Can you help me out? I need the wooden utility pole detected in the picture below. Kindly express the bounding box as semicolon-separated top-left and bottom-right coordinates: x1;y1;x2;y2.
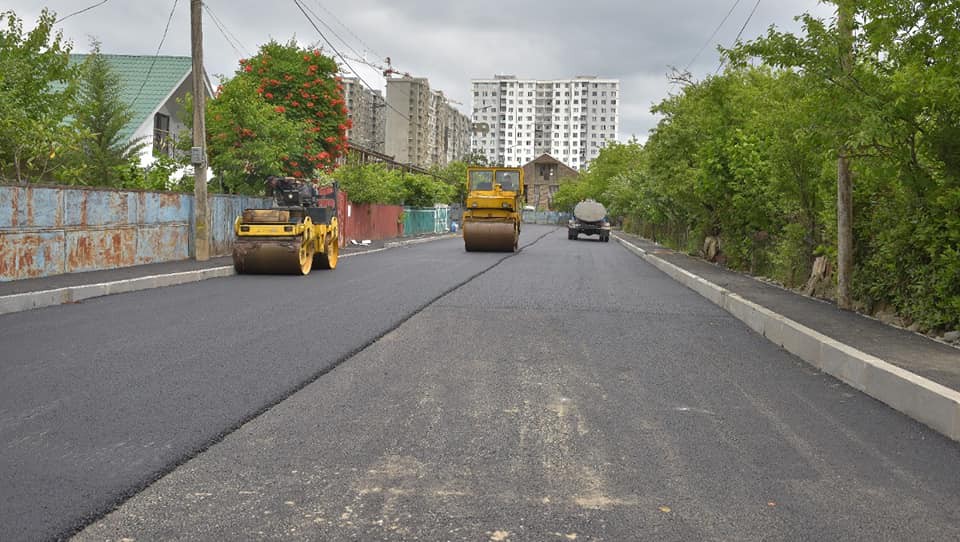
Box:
836;0;855;309
190;0;210;261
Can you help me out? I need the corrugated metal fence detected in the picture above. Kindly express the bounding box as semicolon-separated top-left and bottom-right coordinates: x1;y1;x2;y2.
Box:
342;202;403;243
0;184;456;282
0;185;269;281
403;206;450;236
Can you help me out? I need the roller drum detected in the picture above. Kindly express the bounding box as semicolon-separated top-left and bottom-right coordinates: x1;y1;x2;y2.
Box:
233;237;312;275
463;221;518;252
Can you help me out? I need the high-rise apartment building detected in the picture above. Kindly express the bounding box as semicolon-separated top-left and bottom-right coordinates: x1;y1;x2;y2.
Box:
470;75;620;170
385;77;471;169
342;78;386;153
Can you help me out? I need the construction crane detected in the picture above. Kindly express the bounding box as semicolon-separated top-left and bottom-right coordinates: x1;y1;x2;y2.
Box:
338;54;411;78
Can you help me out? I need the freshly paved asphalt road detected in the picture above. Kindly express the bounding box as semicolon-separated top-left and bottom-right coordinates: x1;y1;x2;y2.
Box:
67;227;960;541
0;228;551;541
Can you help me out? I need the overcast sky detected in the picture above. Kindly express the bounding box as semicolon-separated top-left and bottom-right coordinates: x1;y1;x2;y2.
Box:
11;0;835;141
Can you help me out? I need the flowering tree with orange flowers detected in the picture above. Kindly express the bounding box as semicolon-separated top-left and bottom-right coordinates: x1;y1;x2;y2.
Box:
203;39;349;193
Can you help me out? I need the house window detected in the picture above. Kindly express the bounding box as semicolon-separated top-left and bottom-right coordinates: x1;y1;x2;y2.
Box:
153;113;172;157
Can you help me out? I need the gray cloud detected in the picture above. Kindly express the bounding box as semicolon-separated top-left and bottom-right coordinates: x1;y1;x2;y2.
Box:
10;0;834;141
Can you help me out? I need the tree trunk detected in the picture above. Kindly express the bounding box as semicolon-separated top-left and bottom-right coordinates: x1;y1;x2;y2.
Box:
837;154;853;309
836;0;855;310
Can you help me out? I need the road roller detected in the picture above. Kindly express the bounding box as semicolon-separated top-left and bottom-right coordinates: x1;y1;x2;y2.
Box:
232;176;339;275
463;167;524;252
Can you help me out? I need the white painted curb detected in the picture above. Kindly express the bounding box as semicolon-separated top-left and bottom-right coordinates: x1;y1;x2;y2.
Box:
0;234;456;316
614;234;960;443
0;266;235;316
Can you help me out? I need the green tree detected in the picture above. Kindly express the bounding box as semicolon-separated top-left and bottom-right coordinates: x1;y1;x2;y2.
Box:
429;160;478;205
239;40;348;177
195;40;348;193
402;171;455;207
551;140;644;213
63;41;146;186
0;9;81;183
334;162;457;207
735;0;960;326
201;77;305;194
335;163;403;204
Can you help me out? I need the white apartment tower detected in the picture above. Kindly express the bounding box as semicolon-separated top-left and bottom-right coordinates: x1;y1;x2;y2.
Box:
470;75;620;170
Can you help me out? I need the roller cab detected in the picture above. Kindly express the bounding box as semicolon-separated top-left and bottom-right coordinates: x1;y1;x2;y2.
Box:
463;167;524;252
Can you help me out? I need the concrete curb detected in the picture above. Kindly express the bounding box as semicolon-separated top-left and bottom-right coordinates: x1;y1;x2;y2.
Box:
0;266;235;316
0;234;456;317
614;234;960;443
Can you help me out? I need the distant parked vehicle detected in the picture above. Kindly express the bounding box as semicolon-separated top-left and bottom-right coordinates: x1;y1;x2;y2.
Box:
568;199;611;242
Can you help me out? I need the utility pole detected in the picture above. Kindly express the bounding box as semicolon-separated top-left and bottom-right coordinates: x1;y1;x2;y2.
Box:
836;0;854;309
190;0;210;261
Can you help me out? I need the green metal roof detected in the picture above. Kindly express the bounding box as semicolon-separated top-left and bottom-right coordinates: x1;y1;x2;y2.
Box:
69;54;194;141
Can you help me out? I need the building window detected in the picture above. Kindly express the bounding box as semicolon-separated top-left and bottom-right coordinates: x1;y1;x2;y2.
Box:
153;113;172;157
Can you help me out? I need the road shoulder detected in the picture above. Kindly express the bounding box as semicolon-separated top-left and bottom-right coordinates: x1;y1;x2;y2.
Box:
614;233;960;443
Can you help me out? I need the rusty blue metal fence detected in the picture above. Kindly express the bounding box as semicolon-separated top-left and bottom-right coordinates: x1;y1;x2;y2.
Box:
0;185;269;281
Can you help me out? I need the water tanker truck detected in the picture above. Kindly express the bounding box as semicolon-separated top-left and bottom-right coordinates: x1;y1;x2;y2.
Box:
568;199;611;242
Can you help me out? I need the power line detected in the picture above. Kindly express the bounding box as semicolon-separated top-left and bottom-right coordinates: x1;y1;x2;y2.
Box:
202;2;251;58
716;0;761;74
55;0;110;23
685;0;743;72
732;0;763;44
291;0;411;123
299;1;374;71
312;0;385;63
293;2;460;179
132;0;179;105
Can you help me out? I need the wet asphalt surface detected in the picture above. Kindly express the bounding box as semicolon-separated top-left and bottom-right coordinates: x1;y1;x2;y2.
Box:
53;226;960;541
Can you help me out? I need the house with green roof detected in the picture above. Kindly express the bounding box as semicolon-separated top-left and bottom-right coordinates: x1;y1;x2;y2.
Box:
69;54;212;165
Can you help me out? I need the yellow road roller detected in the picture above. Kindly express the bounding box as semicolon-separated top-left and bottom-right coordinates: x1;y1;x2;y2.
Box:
463;167;524;252
232;176;339;275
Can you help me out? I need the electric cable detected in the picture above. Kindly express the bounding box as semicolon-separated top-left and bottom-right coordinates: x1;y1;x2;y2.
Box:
292;0;411;123
203;2;251;58
685;0;743;72
55;0;110;23
131;0;180;106
716;0;761;74
313;0;385;63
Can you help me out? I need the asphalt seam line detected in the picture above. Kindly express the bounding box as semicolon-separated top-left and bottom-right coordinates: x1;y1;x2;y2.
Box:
614;233;960;443
0;234;459;316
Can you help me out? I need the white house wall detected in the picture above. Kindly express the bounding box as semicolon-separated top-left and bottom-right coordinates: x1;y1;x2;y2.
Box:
133;72;201;168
